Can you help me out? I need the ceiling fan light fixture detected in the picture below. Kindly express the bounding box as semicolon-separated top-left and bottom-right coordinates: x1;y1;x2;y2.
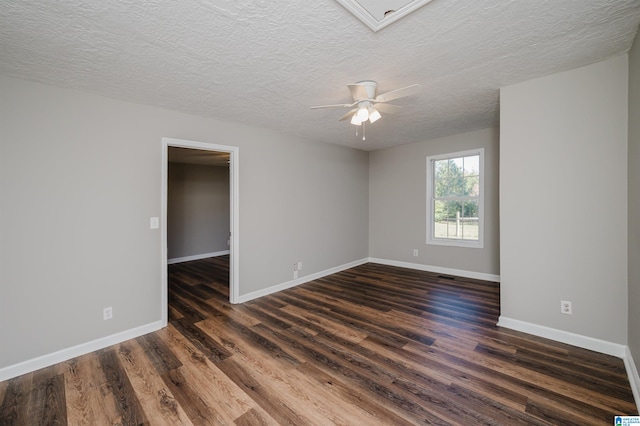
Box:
350;114;363;125
356;102;369;121
368;105;381;123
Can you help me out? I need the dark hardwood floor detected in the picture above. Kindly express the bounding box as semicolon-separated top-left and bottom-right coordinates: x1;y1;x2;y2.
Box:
0;256;637;425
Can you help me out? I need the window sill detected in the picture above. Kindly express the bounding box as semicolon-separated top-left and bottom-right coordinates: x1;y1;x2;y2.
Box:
427;238;484;249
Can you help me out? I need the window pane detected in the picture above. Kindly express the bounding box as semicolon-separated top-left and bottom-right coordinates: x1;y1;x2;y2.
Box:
464;175;479;196
463;155;479;177
434;200;448;239
451;157;463;174
447;217;460;239
448;201;463;239
435;159;448;177
450;171;463;196
434;160;448;197
450;159;460;196
461;200;479;240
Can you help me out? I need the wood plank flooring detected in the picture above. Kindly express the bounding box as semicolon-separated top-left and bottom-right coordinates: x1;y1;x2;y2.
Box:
1;256;637;425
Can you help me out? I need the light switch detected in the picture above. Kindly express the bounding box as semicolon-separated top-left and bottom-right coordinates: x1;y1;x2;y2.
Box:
150;217;160;229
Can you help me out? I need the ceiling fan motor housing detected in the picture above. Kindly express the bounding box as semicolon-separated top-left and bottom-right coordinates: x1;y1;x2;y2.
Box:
356;80;378;100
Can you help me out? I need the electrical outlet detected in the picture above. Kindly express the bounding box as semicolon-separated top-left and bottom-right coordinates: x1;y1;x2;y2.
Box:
413;249;418;257
297;261;303;271
103;307;113;320
561;300;572;315
149;217;159;229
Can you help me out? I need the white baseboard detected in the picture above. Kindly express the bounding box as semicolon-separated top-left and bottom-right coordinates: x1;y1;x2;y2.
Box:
368;257;500;282
236;258;369;303
168;250;230;265
0;320;164;382
497;316;627;358
624;347;640;413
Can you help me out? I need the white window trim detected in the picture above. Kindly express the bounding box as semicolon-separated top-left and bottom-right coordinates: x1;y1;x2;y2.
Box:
426;148;484;248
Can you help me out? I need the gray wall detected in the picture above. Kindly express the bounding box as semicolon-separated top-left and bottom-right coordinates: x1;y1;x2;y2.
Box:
0;75;369;370
369;127;500;277
629;29;640;372
500;55;628;344
168;162;230;260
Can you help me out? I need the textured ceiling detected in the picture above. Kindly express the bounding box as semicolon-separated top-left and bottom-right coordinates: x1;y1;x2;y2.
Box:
1;1;639;151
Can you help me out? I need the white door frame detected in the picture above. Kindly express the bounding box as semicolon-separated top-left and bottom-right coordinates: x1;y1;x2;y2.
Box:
161;137;240;326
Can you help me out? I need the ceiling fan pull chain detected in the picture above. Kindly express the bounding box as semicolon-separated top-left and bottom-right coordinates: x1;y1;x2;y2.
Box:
363;121;366;141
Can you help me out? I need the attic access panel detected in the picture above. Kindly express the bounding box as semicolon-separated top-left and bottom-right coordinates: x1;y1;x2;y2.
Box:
335;0;435;32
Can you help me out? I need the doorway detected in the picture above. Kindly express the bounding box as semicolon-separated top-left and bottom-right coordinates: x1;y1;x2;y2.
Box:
161;138;239;327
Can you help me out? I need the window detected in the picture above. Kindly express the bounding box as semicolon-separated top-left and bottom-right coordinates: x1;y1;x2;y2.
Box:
426;149;484;248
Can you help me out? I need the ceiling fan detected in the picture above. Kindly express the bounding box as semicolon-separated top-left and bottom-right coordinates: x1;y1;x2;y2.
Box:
310;80;421;126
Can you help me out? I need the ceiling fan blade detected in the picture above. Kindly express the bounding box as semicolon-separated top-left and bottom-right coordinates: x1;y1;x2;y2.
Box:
374;84;421;103
374;103;403;114
339;109;357;121
310;103;353;109
348;84;369;101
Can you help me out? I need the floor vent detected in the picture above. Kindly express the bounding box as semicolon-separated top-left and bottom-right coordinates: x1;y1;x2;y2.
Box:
437;275;456;280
